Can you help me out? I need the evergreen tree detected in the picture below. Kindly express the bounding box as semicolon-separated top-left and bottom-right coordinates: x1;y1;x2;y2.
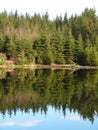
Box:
74;34;84;65
33;32;53;64
40;32;53;64
86;46;98;66
64;29;75;64
51;29;65;64
80;8;97;43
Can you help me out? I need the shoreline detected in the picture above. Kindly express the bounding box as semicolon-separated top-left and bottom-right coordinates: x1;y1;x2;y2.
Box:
21;64;98;70
1;63;98;71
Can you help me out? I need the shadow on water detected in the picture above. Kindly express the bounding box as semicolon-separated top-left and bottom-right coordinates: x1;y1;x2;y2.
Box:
0;68;98;123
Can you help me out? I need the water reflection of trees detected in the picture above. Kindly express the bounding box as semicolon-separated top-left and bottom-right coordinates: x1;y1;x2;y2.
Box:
0;69;98;122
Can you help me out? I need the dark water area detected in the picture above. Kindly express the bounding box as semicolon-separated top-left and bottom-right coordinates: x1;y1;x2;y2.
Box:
0;69;98;130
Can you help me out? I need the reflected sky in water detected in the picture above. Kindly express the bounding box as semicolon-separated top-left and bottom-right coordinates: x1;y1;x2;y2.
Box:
0;106;98;130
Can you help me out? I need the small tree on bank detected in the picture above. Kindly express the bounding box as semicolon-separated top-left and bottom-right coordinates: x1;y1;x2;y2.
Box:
0;53;6;65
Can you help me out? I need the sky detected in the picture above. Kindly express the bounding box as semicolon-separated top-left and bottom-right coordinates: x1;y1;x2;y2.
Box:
0;0;98;19
0;107;98;130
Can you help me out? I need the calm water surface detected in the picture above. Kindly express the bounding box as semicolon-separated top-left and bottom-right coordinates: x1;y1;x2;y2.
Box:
0;69;98;130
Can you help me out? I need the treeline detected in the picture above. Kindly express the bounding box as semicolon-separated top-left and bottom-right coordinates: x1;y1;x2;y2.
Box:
0;8;98;65
0;69;98;122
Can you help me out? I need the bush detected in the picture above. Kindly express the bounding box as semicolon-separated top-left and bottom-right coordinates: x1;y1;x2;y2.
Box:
0;53;7;65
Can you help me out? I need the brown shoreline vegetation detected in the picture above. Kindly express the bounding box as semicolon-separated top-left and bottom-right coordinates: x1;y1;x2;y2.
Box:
1;61;98;71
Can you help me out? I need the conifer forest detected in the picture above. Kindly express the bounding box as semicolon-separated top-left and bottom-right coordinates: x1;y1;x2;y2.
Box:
0;8;98;66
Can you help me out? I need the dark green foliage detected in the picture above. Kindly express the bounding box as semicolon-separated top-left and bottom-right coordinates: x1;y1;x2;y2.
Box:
51;29;65;64
74;34;84;64
64;30;75;63
86;46;98;66
33;32;53;64
0;8;98;65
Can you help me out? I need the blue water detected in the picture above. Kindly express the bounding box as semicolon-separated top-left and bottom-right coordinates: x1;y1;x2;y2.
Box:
0;106;98;130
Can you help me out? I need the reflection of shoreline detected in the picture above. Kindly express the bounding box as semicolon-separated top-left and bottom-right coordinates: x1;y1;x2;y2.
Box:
0;69;98;122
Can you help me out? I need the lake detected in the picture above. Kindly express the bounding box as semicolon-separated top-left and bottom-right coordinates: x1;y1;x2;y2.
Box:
0;69;98;130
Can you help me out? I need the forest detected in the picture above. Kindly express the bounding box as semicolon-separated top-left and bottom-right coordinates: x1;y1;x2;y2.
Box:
0;8;98;66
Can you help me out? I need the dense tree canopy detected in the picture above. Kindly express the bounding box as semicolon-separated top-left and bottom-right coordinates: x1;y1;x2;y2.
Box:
0;8;98;65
